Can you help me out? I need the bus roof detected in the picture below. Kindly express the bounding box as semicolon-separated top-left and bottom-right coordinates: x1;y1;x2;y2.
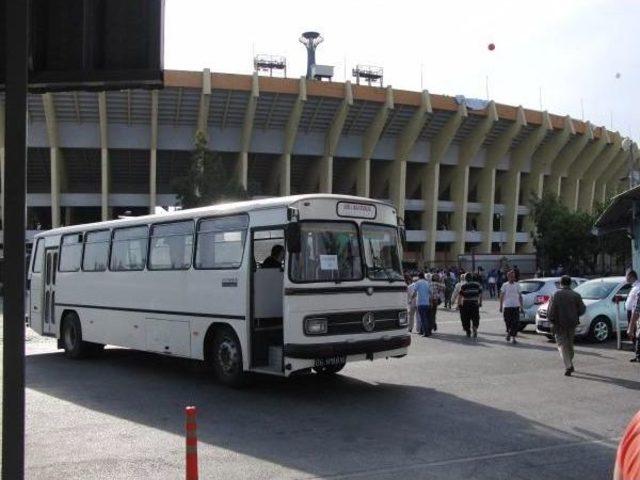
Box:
35;194;395;237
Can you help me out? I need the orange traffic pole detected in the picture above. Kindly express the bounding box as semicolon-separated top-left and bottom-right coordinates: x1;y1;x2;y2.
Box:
185;406;198;480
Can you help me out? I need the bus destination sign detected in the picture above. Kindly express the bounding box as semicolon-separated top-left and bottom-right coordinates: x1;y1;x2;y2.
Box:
336;202;377;219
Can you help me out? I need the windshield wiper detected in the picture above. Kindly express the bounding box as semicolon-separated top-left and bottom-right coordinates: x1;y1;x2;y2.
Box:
368;264;396;283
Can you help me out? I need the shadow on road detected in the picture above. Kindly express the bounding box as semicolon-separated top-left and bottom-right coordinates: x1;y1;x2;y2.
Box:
26;348;618;478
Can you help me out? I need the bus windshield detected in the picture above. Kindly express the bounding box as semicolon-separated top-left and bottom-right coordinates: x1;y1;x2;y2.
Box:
289;222;363;282
362;223;403;281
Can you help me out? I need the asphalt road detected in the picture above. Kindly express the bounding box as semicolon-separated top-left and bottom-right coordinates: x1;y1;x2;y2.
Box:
7;300;640;479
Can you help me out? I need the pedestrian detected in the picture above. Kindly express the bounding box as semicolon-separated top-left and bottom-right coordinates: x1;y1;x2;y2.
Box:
627;270;640;363
451;273;466;333
444;272;455;309
546;275;586;376
487;269;497;298
459;273;483;338
405;274;418;334
414;272;432;337
430;273;444;332
513;265;520;281
500;270;523;344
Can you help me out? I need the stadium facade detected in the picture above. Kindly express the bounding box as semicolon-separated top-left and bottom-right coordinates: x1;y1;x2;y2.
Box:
1;69;636;266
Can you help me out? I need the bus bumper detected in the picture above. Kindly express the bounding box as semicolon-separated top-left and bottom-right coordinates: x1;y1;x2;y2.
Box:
283;334;410;359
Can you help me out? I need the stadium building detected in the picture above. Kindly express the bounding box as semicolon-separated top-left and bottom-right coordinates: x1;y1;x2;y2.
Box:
1;68;636;267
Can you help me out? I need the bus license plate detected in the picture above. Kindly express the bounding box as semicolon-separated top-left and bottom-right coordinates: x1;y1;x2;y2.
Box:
314;355;346;368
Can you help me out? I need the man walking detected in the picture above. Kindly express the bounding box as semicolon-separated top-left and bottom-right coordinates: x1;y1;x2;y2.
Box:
456;273;483;338
414;272;432;337
624;270;640;362
500;270;523;344
547;275;586;376
405;275;418;333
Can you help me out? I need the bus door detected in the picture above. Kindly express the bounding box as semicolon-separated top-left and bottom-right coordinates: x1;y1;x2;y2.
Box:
250;227;285;371
28;239;45;332
42;248;58;336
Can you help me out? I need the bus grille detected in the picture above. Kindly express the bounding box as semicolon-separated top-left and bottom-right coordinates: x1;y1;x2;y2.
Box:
323;310;404;335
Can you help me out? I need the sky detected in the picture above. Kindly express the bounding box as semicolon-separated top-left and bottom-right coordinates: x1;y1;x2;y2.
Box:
164;0;640;140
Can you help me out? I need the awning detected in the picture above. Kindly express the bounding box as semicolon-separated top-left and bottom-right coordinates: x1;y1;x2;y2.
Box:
594;184;640;235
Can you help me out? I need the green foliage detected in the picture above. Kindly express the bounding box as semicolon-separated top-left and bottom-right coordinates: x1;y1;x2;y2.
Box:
173;131;249;209
531;194;629;274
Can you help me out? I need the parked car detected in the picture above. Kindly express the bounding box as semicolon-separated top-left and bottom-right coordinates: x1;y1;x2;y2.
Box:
536;276;631;343
518;277;587;330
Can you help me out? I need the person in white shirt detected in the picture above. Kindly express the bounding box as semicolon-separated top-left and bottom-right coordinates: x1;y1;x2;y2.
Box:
624;270;640;362
405;275;419;334
499;270;523;344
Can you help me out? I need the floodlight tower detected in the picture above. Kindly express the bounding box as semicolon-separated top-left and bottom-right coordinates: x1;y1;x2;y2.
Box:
299;31;324;80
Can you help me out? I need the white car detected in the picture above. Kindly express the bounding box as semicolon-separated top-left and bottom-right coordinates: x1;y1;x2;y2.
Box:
536;276;630;343
518;277;586;330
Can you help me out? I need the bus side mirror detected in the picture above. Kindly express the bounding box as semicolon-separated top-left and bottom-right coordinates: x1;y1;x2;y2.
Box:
286;223;301;254
398;226;406;246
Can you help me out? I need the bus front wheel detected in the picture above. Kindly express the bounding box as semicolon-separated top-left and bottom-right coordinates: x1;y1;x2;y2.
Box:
212;328;246;387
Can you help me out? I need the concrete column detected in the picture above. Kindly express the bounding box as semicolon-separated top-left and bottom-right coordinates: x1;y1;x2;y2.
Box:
578;135;622;212
560;127;609;211
520;116;574;201
197;68;211;137
319;155;333;193
270;77;306;196
503;111;552;253
394;90;432;220
545;122;592;197
450;102;498;256
43;93;63;228
421;103;468;265
237;72;259;189
477;106;526;253
149;90;159;212
596;150;627;204
310;82;352;194
357;86;394;200
98;92;109;221
50;148;61;227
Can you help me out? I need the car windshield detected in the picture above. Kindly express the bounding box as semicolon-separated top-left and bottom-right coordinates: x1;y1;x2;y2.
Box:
518;281;544;295
361;223;403;282
574;280;618;300
289;222;363;282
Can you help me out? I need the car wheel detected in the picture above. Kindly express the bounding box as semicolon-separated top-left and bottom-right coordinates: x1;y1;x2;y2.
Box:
545;334;555;341
212;328;246;387
589;316;611;343
313;363;346;375
61;312;90;359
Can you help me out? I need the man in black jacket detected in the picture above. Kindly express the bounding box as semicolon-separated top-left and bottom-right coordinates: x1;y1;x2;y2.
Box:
547;275;586;376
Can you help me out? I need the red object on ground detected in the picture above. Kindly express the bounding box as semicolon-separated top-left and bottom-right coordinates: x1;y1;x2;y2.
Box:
488;43;495;51
185;406;199;480
615;410;640;480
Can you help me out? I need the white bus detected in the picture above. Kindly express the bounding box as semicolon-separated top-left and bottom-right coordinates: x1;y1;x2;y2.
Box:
27;194;409;385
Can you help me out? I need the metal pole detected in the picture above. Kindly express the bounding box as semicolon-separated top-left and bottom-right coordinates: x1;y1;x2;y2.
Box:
2;0;29;478
616;300;622;350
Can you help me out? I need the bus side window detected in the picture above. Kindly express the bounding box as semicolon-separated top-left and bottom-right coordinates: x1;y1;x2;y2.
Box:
110;226;148;271
195;215;248;270
32;239;44;274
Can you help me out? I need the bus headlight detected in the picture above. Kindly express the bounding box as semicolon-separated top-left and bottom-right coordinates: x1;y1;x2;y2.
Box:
398;311;408;326
304;317;328;335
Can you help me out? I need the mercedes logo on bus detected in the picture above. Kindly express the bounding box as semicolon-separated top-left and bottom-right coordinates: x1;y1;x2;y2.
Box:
362;312;376;332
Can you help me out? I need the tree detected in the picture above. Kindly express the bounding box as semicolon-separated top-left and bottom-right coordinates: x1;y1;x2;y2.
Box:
530;194;598;274
530;194;630;275
172;131;248;209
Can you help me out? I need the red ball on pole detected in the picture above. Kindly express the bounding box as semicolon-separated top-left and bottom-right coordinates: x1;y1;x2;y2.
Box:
488;43;495;51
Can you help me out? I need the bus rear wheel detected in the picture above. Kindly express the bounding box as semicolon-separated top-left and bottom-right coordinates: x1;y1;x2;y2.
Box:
61;312;90;359
212;328;246;387
313;363;346;375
